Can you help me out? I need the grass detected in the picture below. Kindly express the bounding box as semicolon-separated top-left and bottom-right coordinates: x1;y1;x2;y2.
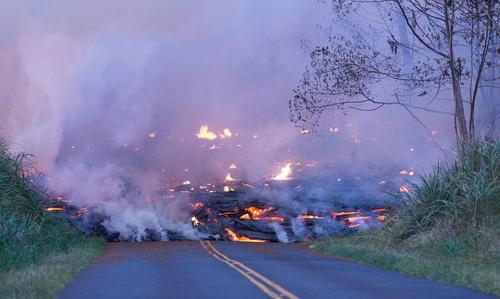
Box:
313;139;500;296
0;238;104;299
0;139;105;298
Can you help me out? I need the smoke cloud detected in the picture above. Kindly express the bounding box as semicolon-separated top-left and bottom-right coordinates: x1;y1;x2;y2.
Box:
0;1;452;239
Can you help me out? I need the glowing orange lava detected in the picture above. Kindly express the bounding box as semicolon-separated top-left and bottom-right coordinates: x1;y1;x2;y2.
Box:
225;228;267;242
240;207;284;222
271;163;293;180
45;207;65;212
196;125;217;140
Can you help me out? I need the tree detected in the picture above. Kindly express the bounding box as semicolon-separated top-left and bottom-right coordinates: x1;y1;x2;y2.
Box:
291;0;499;141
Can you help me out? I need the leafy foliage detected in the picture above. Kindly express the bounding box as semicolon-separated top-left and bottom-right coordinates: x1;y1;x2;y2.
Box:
0;140;86;271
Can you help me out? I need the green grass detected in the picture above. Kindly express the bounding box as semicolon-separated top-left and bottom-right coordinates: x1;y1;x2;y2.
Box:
0;238;104;299
0;139;105;298
314;139;500;296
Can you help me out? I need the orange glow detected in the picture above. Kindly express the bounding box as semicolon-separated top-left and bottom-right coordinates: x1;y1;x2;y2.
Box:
223;186;234;192
329;127;339;133
331;211;359;217
298;215;324;220
148;131;157;139
344;216;371;224
400;185;411;193
271;163;293;180
225;228;267;243
196;125;217;140
225;173;236;182
240;207;284;222
220;128;233;138
371;208;387;213
377;215;386;221
45;207;65;212
191;216;202;226
191;202;204;209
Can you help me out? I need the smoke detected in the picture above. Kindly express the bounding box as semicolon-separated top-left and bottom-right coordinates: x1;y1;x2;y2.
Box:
0;1;453;240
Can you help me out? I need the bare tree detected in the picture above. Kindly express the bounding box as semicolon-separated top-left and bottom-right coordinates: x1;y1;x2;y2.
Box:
291;0;499;141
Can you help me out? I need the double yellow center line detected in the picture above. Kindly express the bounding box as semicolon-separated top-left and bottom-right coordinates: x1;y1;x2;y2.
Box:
200;241;299;299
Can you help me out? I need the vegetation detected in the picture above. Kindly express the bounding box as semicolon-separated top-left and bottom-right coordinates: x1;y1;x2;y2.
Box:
314;139;500;296
0;140;104;297
0;238;103;299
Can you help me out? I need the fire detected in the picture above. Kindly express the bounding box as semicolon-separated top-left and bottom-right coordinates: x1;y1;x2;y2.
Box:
225;173;236;182
196;125;217;140
400;184;411;193
229;163;237;169
399;169;414;176
271;163;293;180
148;131;157;139
300;128;310;135
329;127;339;133
182;180;191;185
224;186;234;192
191;216;202;226
331;211;359;217
240;207;284;222
225;228;267;243
45;207;65;212
220;128;233;138
298;215;324;220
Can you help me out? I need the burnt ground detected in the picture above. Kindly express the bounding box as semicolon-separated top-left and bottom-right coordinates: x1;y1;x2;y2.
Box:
59;242;495;299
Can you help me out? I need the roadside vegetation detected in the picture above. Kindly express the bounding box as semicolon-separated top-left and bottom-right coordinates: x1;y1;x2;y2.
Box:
0;140;104;298
314;139;500;296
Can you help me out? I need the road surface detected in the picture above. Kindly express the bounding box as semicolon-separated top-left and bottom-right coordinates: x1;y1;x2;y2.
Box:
60;241;495;299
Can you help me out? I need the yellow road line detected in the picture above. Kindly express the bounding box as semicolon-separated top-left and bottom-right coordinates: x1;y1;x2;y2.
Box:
200;241;299;299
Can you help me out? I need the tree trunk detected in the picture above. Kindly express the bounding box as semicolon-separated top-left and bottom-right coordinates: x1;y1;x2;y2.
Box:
444;0;469;141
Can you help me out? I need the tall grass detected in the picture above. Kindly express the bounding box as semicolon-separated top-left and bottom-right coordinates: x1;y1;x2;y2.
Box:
0;140;86;271
390;139;500;241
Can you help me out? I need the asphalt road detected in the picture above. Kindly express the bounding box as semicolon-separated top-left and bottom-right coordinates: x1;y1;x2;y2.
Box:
60;241;495;299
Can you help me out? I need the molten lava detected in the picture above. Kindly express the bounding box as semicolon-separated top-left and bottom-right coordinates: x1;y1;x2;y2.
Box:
298;215;324;220
271;163;293;180
239;206;284;222
196;125;217;140
45;207;65;212
225;228;267;243
225;173;236;182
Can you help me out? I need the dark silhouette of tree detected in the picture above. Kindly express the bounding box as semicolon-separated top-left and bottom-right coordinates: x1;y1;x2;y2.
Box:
291;0;499;141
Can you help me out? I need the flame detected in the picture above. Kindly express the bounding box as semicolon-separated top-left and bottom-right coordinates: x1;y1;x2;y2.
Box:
329;127;339;133
298;215;323;220
220;128;233;138
229;163;237;169
300;128;310;135
225;228;267;243
223;186;234;192
399;170;414;176
196;125;217;140
148;131;157;139
400;185;411;193
371;208;387;213
225;173;236;182
45;207;65;212
331;211;359;217
191;216;202;226
271;163;293;180
240;207;284;222
182;180;191;185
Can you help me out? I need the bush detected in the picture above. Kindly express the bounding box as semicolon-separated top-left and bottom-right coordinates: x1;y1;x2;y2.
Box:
0;140;84;271
390;139;500;241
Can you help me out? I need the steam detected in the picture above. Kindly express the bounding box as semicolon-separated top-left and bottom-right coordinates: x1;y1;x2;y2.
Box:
0;1;453;240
